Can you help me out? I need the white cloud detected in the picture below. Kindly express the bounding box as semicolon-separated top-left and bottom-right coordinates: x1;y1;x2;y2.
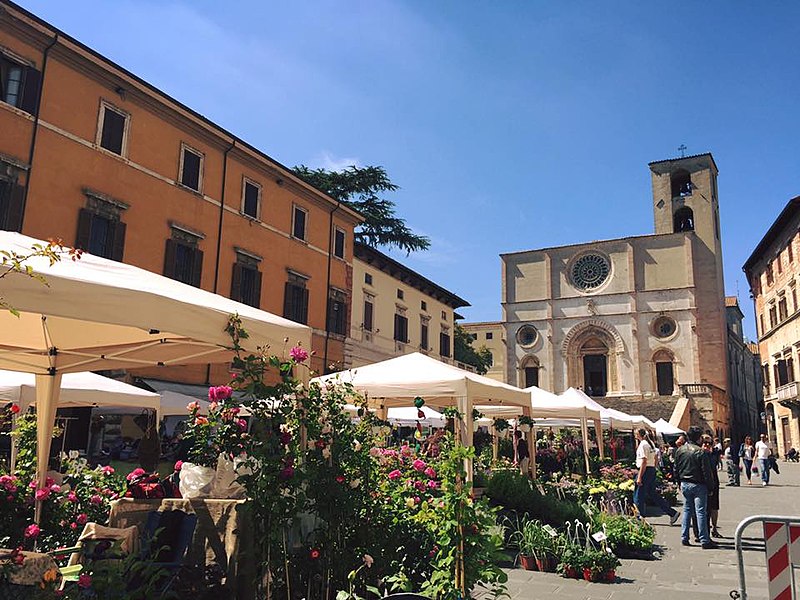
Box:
308;151;362;172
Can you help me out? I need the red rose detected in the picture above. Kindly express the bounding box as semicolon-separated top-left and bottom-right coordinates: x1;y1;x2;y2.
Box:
10;404;20;414
310;548;321;560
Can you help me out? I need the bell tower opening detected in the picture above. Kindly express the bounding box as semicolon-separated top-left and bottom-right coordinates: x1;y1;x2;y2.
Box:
673;206;694;232
670;169;692;198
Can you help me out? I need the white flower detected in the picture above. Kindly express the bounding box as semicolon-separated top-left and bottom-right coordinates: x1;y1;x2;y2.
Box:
68;450;79;459
322;447;331;459
353;439;362;452
362;554;374;568
349;479;361;489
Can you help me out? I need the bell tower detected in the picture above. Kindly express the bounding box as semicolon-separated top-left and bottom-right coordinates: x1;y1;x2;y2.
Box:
649;152;721;259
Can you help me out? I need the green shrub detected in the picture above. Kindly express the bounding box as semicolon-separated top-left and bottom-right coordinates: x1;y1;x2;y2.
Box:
485;470;586;527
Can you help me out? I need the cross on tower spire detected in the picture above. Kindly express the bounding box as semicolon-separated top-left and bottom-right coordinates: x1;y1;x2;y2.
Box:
678;144;687;158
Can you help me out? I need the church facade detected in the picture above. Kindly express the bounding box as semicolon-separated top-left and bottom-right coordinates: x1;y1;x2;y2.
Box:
500;153;731;433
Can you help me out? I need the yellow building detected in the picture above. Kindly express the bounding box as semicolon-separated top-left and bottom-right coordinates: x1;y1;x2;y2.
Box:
743;196;800;457
460;322;506;382
346;242;469;368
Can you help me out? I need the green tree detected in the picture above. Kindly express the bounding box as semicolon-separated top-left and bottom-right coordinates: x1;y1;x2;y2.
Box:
292;165;430;254
454;324;493;375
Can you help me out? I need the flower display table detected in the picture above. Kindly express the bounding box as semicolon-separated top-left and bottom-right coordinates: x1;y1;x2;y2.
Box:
109;497;253;599
0;548;59;599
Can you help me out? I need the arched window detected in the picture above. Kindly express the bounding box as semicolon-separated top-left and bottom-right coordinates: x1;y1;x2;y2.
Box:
673;206;694;233
670;169;692;198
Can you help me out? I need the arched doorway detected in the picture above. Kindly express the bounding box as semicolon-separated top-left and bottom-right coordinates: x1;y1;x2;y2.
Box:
562;320;623;397
652;349;676;396
519;355;540;388
580;337;608;397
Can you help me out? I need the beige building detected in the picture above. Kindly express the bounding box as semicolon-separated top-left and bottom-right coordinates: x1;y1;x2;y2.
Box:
345;242;469;368
460;321;506;382
501;153;731;433
743;197;800;456
724;297;763;444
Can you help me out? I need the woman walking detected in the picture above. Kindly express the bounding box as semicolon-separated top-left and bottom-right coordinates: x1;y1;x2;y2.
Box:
740;435;755;485
702;435;721;537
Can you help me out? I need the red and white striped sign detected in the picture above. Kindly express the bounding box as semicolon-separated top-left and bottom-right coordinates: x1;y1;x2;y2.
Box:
764;521;793;600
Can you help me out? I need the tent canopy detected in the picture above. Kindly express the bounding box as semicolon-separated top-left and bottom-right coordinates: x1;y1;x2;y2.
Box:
312;353;530;409
654;418;686;435
0;232;311;375
387;406;446;428
0;231;311;516
527;386;601;421
560;388;649;430
0;369;159;412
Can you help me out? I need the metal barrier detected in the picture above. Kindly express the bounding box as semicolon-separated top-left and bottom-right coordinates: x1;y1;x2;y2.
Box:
731;515;800;600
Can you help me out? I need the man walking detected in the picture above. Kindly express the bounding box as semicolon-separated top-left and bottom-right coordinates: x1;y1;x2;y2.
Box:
755;433;772;486
674;426;717;549
634;428;680;525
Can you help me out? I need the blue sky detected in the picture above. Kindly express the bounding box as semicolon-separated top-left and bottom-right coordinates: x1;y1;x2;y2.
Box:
21;1;800;338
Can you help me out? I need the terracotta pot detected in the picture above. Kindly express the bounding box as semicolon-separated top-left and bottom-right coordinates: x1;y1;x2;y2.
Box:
519;554;537;571
582;568;600;582
604;569;616;582
536;557;557;572
563;566;579;579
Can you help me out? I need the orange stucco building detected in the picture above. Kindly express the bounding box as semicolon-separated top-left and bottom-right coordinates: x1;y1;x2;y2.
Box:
0;1;361;383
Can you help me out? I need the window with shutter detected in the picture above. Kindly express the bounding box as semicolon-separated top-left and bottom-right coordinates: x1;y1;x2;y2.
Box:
394;314;408;343
0;55;39;113
363;298;374;332
231;261;262;308
0;181;24;232
333;228;345;259
179;145;203;192
327;288;347;335
164;229;203;287
283;272;309;324
242;179;261;219
292;206;307;241
74;208;126;260
420;322;429;350
440;331;451;358
98;103;128;155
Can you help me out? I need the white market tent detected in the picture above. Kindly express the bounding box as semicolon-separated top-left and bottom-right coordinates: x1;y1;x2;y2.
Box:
387;406;446;428
0;369;160;413
312;352;531;478
0;231;312;519
527;386;602;475
654;418;686;436
0;369;160;468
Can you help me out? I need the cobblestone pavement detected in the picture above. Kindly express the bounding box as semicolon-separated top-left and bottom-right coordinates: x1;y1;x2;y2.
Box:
502;463;800;599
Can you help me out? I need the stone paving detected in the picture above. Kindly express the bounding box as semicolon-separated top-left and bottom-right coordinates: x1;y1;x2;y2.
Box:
501;463;800;599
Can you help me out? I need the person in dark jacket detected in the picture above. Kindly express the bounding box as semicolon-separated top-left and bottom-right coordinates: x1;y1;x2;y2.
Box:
673;426;717;549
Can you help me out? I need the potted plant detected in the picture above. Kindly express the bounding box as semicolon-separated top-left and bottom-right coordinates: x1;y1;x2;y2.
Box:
556;543;585;579
580;548;620;582
510;519;558;572
518;415;534;433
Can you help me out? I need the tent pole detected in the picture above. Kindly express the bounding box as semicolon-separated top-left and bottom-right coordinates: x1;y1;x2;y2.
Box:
581;417;590;474
594;418;604;460
491;422;499;461
456;395;473;483
34;372;61;524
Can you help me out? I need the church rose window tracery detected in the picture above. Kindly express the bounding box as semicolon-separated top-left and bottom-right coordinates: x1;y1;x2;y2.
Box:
516;325;538;347
652;316;677;339
570;253;611;291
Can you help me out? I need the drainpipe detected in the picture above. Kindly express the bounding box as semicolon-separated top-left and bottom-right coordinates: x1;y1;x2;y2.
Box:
206;139;235;385
21;33;58;229
322;201;342;373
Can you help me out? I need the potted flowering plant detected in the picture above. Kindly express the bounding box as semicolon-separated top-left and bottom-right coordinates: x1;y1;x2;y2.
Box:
580;548;620;582
180;384;249;498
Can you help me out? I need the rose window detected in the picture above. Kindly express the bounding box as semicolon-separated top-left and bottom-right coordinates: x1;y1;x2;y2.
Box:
570;254;611;291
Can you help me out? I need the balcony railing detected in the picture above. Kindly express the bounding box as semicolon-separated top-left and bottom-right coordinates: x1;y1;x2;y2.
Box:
777;381;799;402
679;384;713;396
